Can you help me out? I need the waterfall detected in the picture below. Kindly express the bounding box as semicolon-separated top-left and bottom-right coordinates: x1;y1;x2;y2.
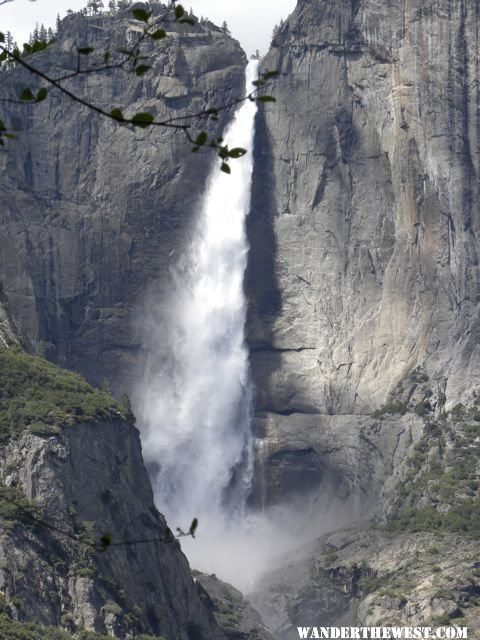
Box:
137;61;258;539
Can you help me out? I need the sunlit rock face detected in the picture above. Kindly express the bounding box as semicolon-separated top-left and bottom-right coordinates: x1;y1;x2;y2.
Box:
0;7;245;391
0;418;227;639
248;0;480;418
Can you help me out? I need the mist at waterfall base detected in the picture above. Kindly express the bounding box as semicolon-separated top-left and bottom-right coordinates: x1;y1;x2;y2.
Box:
135;62;358;592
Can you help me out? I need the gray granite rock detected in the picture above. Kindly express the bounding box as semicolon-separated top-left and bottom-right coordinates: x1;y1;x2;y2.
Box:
194;571;276;640
248;0;480;416
246;0;480;524
0;420;226;639
250;529;480;638
249;411;423;523
0;292;20;349
0;6;246;392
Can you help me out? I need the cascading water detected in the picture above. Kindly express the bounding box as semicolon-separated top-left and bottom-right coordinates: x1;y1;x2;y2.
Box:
137;61;258;552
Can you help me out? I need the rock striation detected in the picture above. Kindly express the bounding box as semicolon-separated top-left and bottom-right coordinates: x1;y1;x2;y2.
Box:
0;5;246;391
246;0;480;518
0;399;226;638
0;292;20;349
248;0;480;416
194;571;276;640
250;529;480;638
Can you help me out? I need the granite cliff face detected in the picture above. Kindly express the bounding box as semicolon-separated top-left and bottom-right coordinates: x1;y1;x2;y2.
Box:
251;529;480;638
0;5;246;391
247;0;480;510
0;419;226;639
2;0;480;633
0;319;230;639
244;1;480;628
249;0;480;415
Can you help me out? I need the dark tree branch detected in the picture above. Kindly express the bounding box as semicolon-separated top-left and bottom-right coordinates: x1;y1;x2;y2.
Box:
0;3;277;159
0;491;196;550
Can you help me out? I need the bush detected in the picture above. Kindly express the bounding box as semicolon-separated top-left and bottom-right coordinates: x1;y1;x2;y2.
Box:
0;484;40;528
373;401;408;418
0;349;134;443
0;612;112;639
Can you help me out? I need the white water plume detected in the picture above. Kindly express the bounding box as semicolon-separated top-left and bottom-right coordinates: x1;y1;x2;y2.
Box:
137;61;259;541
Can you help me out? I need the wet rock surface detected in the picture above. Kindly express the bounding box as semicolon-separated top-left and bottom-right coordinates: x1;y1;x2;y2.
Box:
251;529;480;639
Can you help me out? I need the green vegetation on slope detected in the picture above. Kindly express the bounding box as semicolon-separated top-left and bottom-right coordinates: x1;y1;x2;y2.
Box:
386;407;480;537
0;607;161;640
0;613;113;640
0;349;133;443
0;484;39;529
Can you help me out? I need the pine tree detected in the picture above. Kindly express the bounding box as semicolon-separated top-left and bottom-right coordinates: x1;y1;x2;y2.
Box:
31;22;40;44
39;24;47;41
56;13;61;33
221;20;230;35
2;33;16;70
108;0;116;12
272;18;284;41
5;31;14;52
87;0;101;14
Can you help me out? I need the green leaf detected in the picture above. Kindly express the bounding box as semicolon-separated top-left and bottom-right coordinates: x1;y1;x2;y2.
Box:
206;107;218;116
23;43;32;54
192;146;200;152
104;51;111;64
77;46;94;55
20;88;35;101
3;133;16;140
229;147;247;159
132;8;151;22
220;162;231;174
110;108;124;121
175;4;185;19
0;32;4;43
189;518;198;537
150;29;167;40
131;112;154;128
257;95;276;102
179;17;195;25
0;51;8;63
99;532;112;550
0;119;5;132
36;87;48;102
252;79;265;87
135;64;151;76
263;70;280;79
195;131;208;145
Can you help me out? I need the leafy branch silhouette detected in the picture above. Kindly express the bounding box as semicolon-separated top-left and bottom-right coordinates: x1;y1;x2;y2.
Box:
0;488;198;552
0;1;278;171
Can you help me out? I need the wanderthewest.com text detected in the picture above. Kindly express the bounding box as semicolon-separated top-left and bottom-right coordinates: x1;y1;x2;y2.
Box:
297;627;468;639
